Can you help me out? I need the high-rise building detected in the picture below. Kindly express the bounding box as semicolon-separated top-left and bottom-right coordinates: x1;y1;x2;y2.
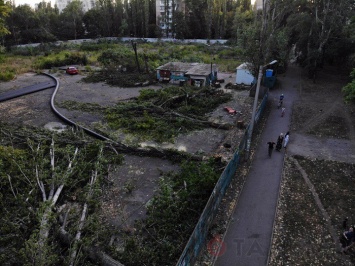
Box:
254;0;263;10
55;0;95;13
156;0;185;37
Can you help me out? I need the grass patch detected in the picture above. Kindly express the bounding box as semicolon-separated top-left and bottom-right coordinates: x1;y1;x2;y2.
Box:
33;51;89;69
0;55;34;79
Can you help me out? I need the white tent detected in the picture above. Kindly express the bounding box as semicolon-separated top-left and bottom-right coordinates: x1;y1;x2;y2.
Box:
235;63;255;86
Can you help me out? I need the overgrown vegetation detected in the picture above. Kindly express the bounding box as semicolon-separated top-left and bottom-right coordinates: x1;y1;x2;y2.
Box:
0;54;34;80
33;51;89;69
113;159;223;265
343;68;355;103
0;124;124;265
105;86;232;142
56;85;233;143
0;119;226;265
0;41;241;82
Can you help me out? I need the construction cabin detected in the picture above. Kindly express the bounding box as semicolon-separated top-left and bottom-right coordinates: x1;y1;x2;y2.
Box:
156;62;218;87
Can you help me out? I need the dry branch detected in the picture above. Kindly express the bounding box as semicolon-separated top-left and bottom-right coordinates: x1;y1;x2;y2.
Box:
69;170;98;265
37;143;79;262
7;174;17;198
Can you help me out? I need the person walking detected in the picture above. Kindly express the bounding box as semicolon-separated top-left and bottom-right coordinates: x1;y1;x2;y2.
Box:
267;141;276;157
283;132;290;151
341;227;354;254
276;133;284;152
280;94;284;102
278;94;284;109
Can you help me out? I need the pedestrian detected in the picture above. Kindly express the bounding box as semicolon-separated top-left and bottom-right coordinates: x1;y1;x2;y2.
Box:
340;227;354;253
267;141;275;157
283;132;290;151
276;133;284;151
278;94;284;109
280;94;284;102
349;226;355;251
281;107;285;117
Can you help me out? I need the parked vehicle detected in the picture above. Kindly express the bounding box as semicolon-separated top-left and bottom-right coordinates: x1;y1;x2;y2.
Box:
66;66;78;75
224;106;237;115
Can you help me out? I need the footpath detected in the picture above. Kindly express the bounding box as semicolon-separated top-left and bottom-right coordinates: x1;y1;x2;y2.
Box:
214;65;300;266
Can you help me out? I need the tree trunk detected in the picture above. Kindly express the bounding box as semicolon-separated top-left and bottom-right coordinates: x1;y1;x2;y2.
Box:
58;228;125;266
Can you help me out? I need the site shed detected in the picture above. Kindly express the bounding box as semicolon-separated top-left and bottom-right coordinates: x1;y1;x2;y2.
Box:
156;62;217;86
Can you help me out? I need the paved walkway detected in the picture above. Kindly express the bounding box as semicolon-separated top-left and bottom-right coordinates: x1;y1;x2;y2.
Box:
214;65;300;266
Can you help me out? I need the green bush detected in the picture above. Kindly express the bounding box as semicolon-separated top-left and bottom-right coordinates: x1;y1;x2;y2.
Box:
342;68;355;103
0;70;15;81
33;51;89;69
117;159;221;265
80;41;119;51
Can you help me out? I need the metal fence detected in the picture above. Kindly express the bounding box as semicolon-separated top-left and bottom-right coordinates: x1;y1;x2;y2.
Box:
176;91;269;266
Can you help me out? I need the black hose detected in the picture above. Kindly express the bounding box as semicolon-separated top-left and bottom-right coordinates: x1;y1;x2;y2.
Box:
42;73;118;143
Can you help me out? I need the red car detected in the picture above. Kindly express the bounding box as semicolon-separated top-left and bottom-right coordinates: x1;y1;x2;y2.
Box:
66;66;78;75
224;106;237;115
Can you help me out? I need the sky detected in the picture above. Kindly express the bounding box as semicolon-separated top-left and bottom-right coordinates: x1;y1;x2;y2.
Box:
12;0;55;8
12;0;256;9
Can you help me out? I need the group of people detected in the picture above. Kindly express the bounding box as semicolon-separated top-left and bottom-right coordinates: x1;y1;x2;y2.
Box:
267;132;289;157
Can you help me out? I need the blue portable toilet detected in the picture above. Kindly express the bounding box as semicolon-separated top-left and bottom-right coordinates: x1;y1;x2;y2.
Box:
265;69;273;77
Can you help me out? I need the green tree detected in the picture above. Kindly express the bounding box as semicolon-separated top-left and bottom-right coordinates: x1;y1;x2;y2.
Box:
57;0;84;40
0;0;10;39
185;0;208;38
5;4;37;45
82;8;102;37
173;11;188;39
286;0;354;79
342;68;355;103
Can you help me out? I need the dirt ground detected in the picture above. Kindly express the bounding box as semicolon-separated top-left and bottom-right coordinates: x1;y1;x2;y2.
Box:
288;65;355;163
0;69;253;234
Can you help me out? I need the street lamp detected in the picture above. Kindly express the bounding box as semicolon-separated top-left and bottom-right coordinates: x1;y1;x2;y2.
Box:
206;44;215;86
246;60;277;159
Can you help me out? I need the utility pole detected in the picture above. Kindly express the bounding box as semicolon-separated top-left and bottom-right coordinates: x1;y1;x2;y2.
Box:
131;40;141;73
245;60;277;160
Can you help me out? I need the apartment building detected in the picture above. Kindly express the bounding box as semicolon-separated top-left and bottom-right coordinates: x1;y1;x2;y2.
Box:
156;0;185;37
55;0;95;13
254;0;263;10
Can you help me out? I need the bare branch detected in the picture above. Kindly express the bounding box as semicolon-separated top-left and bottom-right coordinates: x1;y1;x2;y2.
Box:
50;139;55;172
69;170;97;266
12;159;32;186
25;189;34;202
48;139;55;200
36;165;47;201
7;174;17;198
